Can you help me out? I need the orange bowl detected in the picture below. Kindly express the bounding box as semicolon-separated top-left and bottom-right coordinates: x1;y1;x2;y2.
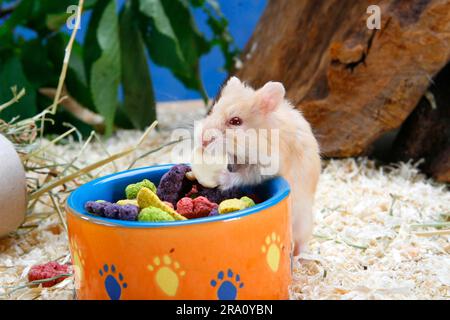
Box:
66;164;292;300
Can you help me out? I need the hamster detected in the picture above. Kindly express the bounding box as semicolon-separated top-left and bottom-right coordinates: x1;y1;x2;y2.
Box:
199;77;321;254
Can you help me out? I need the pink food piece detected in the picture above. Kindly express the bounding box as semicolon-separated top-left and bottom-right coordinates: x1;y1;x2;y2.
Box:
185;184;199;198
193;196;218;218
28;262;71;287
163;201;174;209
176;197;194;216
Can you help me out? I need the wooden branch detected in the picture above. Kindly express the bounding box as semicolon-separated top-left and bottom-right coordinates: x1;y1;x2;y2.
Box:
39;87;105;132
391;63;450;182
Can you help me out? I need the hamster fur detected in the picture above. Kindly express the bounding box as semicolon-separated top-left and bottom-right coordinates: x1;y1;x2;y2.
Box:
199;77;321;254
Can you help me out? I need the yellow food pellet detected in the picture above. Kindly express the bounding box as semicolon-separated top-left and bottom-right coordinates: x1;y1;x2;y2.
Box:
116;199;138;206
218;199;246;214
137;187;186;221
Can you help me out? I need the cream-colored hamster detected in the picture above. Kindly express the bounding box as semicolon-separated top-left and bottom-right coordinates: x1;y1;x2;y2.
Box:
199;77;321;254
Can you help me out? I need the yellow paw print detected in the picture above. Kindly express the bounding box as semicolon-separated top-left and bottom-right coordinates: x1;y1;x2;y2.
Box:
261;232;282;272
70;239;85;288
147;255;185;297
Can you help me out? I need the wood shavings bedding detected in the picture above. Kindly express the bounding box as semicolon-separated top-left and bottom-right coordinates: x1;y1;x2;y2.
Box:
291;159;449;300
0;102;448;300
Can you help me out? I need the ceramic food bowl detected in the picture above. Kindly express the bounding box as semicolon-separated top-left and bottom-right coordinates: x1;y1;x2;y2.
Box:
66;164;292;300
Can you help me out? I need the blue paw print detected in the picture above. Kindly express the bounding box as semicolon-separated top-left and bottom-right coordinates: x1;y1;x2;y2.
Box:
210;269;244;300
99;264;127;300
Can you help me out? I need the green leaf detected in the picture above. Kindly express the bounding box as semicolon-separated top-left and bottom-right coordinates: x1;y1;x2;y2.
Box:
138;0;209;100
90;0;121;136
20;39;58;88
119;0;156;130
114;103;135;130
192;0;240;72
0;55;37;121
84;0;110;84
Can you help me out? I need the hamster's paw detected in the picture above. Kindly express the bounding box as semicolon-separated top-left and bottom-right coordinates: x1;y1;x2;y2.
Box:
218;169;239;191
293;227;312;256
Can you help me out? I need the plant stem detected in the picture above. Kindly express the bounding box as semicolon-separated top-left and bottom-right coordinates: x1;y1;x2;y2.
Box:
413;229;450;237
48;192;68;233
410;222;450;229
0;87;25;113
49;0;84;115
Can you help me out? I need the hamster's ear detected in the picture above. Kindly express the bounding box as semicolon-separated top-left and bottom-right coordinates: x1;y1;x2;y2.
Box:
226;76;241;87
257;82;285;114
221;76;242;95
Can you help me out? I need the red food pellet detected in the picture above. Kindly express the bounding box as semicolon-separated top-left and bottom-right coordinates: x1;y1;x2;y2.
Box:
27;262;71;287
185;184;199;198
176;197;194;216
193;196;218;217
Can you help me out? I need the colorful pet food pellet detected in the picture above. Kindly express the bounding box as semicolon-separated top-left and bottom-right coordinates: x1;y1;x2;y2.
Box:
163;201;174;209
185;184;199;198
103;203;121;219
138;207;175;222
176;196;217;219
85;201;139;221
240;196;256;208
218;198;246;214
157;164;192;207
125;179;156;199
28;262;71;287
193;196;218;217
209;208;219;216
84;201;107;216
116;199;138;206
117;204;139;221
83;164;259;224
176;197;194;216
137;187;186;221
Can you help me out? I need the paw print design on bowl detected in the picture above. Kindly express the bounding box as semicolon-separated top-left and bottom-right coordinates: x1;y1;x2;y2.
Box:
210;269;244;300
261;232;282;272
99;264;127;300
147;255;185;297
70;239;85;288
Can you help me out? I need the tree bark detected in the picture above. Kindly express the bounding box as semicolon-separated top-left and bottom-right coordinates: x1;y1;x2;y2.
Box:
233;0;450;160
391;63;450;182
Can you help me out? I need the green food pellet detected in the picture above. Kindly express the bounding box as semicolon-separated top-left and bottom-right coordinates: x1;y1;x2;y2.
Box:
125;179;156;199
138;207;175;222
240;196;255;208
137;187;186;220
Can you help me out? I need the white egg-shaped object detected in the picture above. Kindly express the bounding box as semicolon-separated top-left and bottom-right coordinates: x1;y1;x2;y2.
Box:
191;147;228;188
0;134;27;237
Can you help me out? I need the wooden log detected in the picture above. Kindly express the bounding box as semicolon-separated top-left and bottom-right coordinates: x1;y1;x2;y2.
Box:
392;63;450;182
233;0;450;157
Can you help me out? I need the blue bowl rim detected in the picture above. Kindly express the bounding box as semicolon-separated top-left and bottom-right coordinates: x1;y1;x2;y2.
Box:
66;164;291;228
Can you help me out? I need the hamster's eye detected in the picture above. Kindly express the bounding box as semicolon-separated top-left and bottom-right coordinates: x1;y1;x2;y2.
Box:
228;117;243;126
